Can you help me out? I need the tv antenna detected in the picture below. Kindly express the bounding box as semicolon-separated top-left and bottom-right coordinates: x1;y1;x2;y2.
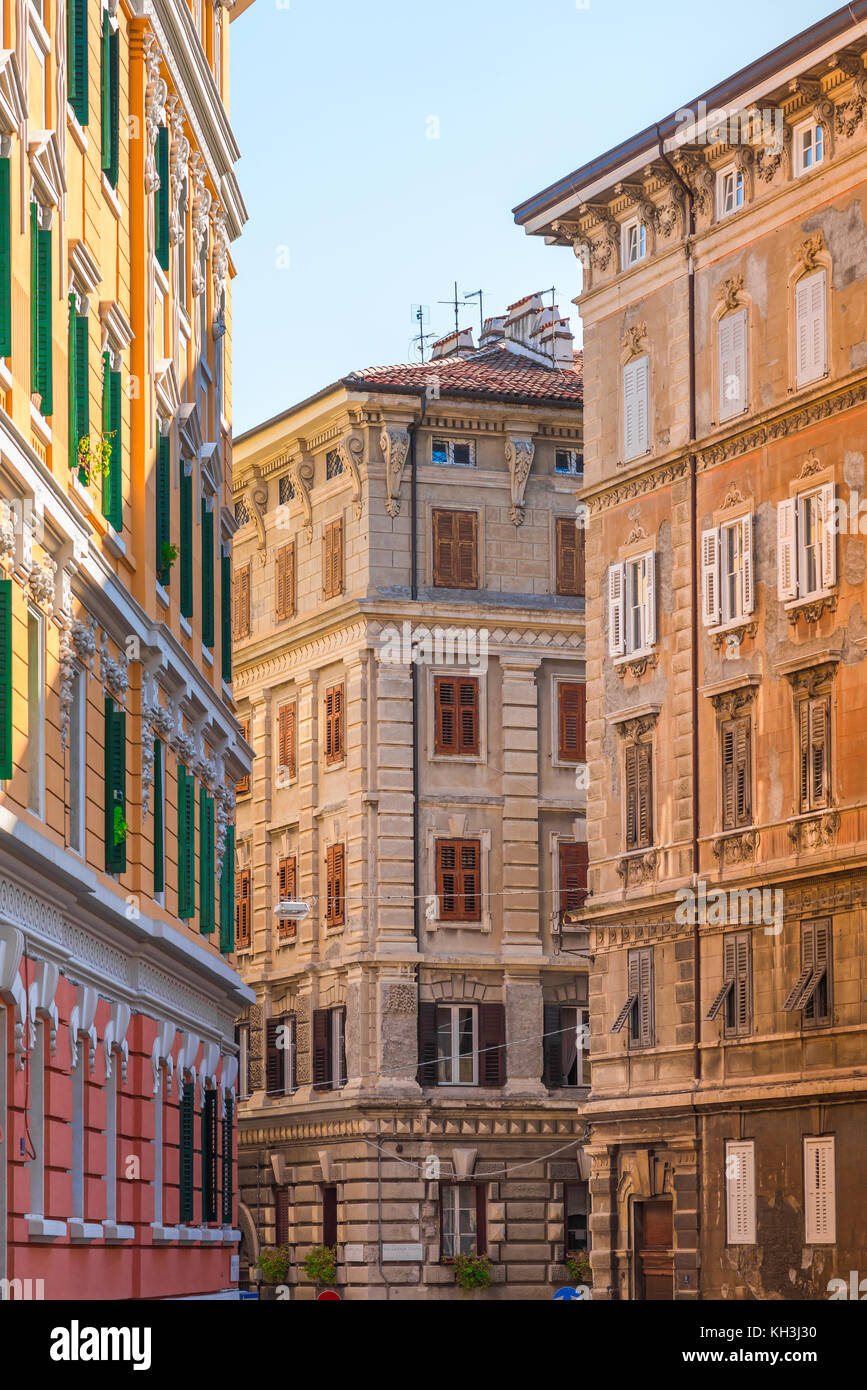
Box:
410;303;437;363
438;281;465;339
464;288;486;341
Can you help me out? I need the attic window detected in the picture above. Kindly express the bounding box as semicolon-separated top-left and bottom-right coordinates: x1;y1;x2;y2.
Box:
326;449;343;479
621;218;646;267
432;438;475;467
556;449;582;475
278;475;295;504
795;119;823;175
717;166;744;219
234;498;250;527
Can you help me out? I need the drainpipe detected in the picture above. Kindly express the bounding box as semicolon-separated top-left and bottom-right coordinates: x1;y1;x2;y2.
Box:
408;393;427;955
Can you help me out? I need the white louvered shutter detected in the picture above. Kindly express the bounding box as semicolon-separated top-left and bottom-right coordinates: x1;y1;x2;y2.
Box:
804;1136;836;1244
820;482;836;590
641;549;656;649
740;513;754;615
635;357;650;456
777;499;798;601
726;1140;756;1245
608;563;625;657
719;310;747;420
623;361;637;461
701;527;721;627
796;271;827;386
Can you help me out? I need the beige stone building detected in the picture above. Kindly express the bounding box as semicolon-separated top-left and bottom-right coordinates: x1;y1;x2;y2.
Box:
230;296;590;1298
516;5;867;1299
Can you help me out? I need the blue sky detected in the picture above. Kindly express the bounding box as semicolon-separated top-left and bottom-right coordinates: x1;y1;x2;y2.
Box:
230;0;838;433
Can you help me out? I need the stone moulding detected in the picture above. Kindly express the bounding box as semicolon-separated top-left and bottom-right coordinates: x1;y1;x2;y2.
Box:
710;619;759;652
698;380;867;471
616;849;659;888
787;811;840;852
711;829;759;866
786;593;838;626
615;651;659;681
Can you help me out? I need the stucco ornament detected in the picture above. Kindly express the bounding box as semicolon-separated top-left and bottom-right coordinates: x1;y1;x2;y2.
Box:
286;456;314;543
100;630;129;704
505;436;535;526
246;466;270;563
0;499;15;563
26;553;56;616
718;276;745;312
166;96;190;247
71;615;97;675
144;35;167;194
381;426;410;517
338;431;365;519
621;323;648;359
190;151;211;298
214;782;235;881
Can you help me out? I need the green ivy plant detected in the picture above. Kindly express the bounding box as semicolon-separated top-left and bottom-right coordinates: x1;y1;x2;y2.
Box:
453;1253;493;1292
75;431;116;485
112;807;129;845
160;541;179;570
256;1246;292;1285
303;1245;337;1286
566;1252;592;1286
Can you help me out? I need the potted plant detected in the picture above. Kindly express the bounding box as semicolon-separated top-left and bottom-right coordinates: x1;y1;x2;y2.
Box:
303;1244;338;1291
453;1253;493;1293
113;807;129;846
565;1251;592;1288
256;1246;292;1300
160;541;179;573
75;431;115;487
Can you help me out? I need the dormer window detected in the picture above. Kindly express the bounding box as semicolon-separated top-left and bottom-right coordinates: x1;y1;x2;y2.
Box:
795;119;824;175
621;219;646;268
717;167;744;219
432;437;475;467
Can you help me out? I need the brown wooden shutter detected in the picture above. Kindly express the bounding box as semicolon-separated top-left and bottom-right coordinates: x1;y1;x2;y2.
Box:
322;1184;338;1249
478;1003;506;1086
810;697;829;810
275;1186;290;1246
235;868;251;948
323;520;343;598
277;857;297;939
456;511;479;588
558;683;585;762
433;510;478;589
437;839;481;922
324;685;344;763
337;1006;347;1087
417;1002;439;1086
542;1002;563;1088
735;933;751;1033
435;677;457;753
312;1008;330;1089
799;699;811;811
625;744;639;850
278;704;296;779
437;840;457;918
326;843;345;926
556;517;583;597
636;743;652;849
265;1018;282;1095
458;680;480;755
275;543;295;620
735;719;751;826
460;840;481;920
475;1184;488;1255
636;948;653;1046
236;719;251;796
432;509;455;587
559;841;588;912
721;721;736;831
233;564;251;638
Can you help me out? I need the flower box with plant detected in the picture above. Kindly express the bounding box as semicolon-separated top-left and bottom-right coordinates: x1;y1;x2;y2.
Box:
566;1251;592;1287
160;541;178;572
113;807;129;846
453;1253;493;1292
256;1246;292;1285
303;1244;337;1287
75;431;115;488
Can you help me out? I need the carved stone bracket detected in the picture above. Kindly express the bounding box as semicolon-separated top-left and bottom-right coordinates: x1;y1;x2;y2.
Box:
144;36;167;195
712;828;759;866
214;783;235;882
718;275;745;313
672;150;714;220
616;850;658;887
710;619;759;652
338;431;365;519
755;124;791;182
100;631;129;704
0;500;15;565
287;455;314;542
190;152;211;299
505;436;535;526
26;553;56;616
71;615;97;675
615;651;659;681
788;811;840;853
786;593;838;626
166;95;189;247
380;426;410;518
245;465;269;564
782;658;840;698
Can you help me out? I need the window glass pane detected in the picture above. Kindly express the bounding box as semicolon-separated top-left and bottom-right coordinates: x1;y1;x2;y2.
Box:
432;439;448;464
452;443;472;466
458;1007;474;1083
561;1006;578;1086
566;1182;589;1252
436;1007;452;1083
442;1188;456;1258
457;1186;477;1254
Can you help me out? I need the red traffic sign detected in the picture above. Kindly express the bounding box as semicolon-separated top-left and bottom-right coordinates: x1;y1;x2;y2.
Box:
316;1290;341;1301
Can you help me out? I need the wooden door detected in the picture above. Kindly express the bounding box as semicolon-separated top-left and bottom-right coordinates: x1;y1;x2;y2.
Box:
636;1198;673;1301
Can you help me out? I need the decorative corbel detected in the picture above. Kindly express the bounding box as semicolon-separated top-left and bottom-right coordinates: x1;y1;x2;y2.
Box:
103;1002;132;1082
144;36;167;195
100;629;130;705
166;94;189;247
179;1030;200;1100
286;453;314;542
337;431;365;519
380;426;410;517
190;152;211;299
504;436;535;526
245;465;269;564
831;52;867;137
69;984;99;1073
718;275;745;313
152;1020;177;1096
26;553;57;617
28;960;60;1059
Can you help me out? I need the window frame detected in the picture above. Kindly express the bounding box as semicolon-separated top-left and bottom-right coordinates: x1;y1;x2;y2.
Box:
433;674;480;759
436;1003;479;1086
803;1135;836;1245
555;448;582;476
440;1182;486;1262
624;740;653;853
621;354;650;461
435;837;482;923
565;1180;590;1253
322;518;344;599
720;714;752;832
555;515;584;597
431;436;476;468
325;843;346;928
716;165;744;220
621;217;646;267
797;694;831;816
725;1139;757;1245
627;945;654;1050
555;679;586;765
277;702;297;782
794;118;824;176
431;507;479;590
323;684;345;766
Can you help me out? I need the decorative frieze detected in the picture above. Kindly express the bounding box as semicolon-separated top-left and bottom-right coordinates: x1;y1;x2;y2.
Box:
100;630;129;704
697;381;867;469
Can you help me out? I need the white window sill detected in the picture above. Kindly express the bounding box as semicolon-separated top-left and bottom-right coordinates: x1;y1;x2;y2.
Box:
102;1221;135;1242
429;754;485;766
103;526;126;560
101;174;122;219
613;648;655;666
30;401;52;443
707;615;752;636
784;590;835;612
794;369;829;392
180;615;193;639
67;1218;103;1242
222;1228;241;1242
154;260;169;297
151;1224;180;1243
202;644;214;666
426;917;493;934
200;1228;223;1243
67;105;88;152
178;1226;204;1243
26;1214;67;1241
156;581;170;609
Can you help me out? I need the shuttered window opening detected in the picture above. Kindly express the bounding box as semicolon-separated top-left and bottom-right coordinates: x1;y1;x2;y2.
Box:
153;739;165;896
558;682;585;762
559;841;588;914
201;499;215;648
777;485;836;603
322;1185;339;1250
0;578;12;780
232;563;251;639
795;269;827;387
275;543;295;620
221;1093;234;1225
180;466;193;620
102;352;122;530
155;125;170;271
312;1007;347;1091
325;844;345;927
783;918;832;1025
543;1003;589;1088
611;947;653;1047
725;1140;756;1245
277;857;298;939
266;1014;296;1095
100;14;120;188
436;838;482;922
625;741;653;851
68;299;89;477
556;516;584;597
156;432;171;585
219;825;235;955
721;716;752;831
440;1184;487;1261
235;867;251;949
706;932;751;1036
718;308;748;420
0;160;11;357
31;205;53;416
275;1186;290;1247
322;519;344;598
179;1080;195;1224
324;685;343;764
202;1088;218;1224
702;515;754;628
798;695;831;814
427;1002;506;1088
235;719;251;796
103;697;127;875
608;551;655;658
804;1136;836;1245
432;508;479;589
622;354;650;461
434;676;480;756
199;787;215;935
276;703;297;781
221;550;233;683
67;0;89;125
176;763;196;920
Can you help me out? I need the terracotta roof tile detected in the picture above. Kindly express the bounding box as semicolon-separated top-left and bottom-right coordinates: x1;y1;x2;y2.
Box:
343;346;583;406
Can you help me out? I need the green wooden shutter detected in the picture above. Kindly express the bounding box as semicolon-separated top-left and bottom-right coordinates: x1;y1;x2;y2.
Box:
199;786;214;934
0;579;12;780
67;0;89;126
72;308;89;477
100;17;119;185
0;159;11;357
153;738;164;894
201;499;214;648
67;295;78;471
219;824;235;954
156;432;171;585
179;1081;195;1223
221;1092;233;1224
177;763;196;919
31;206;52;416
180;468;193;619
221;551;232;684
102;354;122;530
155;126;169;271
202;1088;218;1224
104;698;126;875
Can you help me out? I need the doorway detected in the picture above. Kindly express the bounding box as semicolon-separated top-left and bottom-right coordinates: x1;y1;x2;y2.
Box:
634;1198;673;1300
